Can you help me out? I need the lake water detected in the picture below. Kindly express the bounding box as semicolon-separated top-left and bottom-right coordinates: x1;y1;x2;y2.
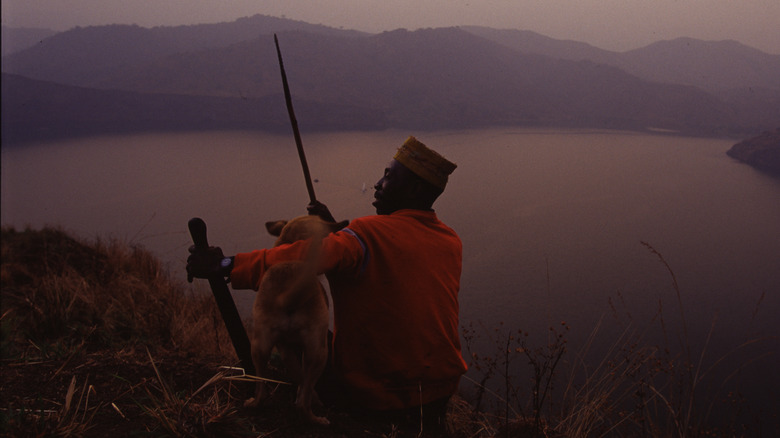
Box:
3;128;779;427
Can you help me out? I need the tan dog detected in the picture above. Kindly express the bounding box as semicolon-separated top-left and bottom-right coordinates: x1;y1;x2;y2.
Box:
244;215;348;425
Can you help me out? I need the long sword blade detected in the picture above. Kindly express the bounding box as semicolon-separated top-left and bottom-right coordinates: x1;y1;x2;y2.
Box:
274;34;317;203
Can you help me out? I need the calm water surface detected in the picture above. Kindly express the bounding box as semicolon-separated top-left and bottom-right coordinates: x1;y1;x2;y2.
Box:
3;128;779;423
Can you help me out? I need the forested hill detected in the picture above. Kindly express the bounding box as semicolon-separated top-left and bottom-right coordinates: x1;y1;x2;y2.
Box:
3;15;779;143
0;73;385;144
727;128;780;175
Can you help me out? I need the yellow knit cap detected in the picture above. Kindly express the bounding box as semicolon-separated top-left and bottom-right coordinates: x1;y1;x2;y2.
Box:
393;136;457;189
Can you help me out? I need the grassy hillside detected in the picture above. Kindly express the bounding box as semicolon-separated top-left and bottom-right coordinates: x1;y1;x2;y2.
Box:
0;227;491;436
1;227;770;436
0;227;243;435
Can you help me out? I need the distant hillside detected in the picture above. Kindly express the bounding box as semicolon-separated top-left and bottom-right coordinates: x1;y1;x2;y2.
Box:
1;15;365;87
617;38;780;93
2;17;778;142
1;26;57;56
462;27;780;94
461;26;621;65
0;73;385;144
727;128;780;175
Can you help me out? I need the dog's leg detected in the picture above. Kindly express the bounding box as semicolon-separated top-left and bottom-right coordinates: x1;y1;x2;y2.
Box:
244;328;275;408
278;344;304;383
295;328;330;425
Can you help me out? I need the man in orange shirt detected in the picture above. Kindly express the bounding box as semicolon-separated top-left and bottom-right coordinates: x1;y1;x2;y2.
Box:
188;136;466;430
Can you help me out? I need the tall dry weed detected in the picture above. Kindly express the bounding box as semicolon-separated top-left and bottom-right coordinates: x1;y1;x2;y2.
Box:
460;242;770;437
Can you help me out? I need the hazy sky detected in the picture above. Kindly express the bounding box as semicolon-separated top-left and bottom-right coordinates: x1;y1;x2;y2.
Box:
2;0;779;54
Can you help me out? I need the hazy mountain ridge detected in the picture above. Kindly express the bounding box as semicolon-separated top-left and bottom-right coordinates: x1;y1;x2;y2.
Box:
0;26;57;57
461;27;780;93
2;16;778;143
618;38;780;93
0;73;386;144
1;15;365;87
460;26;622;65
726;128;780;175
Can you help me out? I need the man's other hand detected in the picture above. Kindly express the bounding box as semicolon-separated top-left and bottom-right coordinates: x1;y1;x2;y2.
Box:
307;201;336;223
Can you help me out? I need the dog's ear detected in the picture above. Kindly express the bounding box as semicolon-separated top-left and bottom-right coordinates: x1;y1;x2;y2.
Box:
329;219;349;232
265;220;288;237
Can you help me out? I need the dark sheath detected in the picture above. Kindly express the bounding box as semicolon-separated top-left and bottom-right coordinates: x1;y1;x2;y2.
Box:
188;217;254;375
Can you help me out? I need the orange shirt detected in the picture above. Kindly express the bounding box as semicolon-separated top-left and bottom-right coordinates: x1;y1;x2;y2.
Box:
231;209;467;410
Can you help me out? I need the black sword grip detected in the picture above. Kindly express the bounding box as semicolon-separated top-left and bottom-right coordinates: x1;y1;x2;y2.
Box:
186;217;255;376
188;217;209;249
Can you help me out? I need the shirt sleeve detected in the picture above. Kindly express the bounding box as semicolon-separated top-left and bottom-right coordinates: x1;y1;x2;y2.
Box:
230;228;366;290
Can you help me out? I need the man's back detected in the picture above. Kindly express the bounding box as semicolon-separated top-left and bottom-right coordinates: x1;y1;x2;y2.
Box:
324;209;466;410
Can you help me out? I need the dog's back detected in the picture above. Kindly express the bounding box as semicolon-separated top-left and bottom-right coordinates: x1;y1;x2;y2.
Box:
262;215;346;315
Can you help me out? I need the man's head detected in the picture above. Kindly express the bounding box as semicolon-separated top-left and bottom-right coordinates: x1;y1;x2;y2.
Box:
372;137;456;215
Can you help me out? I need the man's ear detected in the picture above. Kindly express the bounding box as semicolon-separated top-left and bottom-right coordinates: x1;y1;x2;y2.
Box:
402;177;430;206
265;220;287;237
411;176;443;207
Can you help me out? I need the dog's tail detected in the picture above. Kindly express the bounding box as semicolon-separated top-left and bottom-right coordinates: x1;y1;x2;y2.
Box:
278;275;327;313
260;259;324;312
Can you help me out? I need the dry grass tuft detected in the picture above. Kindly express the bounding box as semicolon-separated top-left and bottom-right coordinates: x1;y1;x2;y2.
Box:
1;226;244;435
1;225;234;361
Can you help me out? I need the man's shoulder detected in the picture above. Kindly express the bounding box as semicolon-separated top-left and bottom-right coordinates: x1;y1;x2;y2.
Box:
349;210;458;237
350;210;429;225
345;214;389;231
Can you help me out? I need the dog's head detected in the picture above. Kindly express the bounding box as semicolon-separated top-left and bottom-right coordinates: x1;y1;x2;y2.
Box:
266;215;349;247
